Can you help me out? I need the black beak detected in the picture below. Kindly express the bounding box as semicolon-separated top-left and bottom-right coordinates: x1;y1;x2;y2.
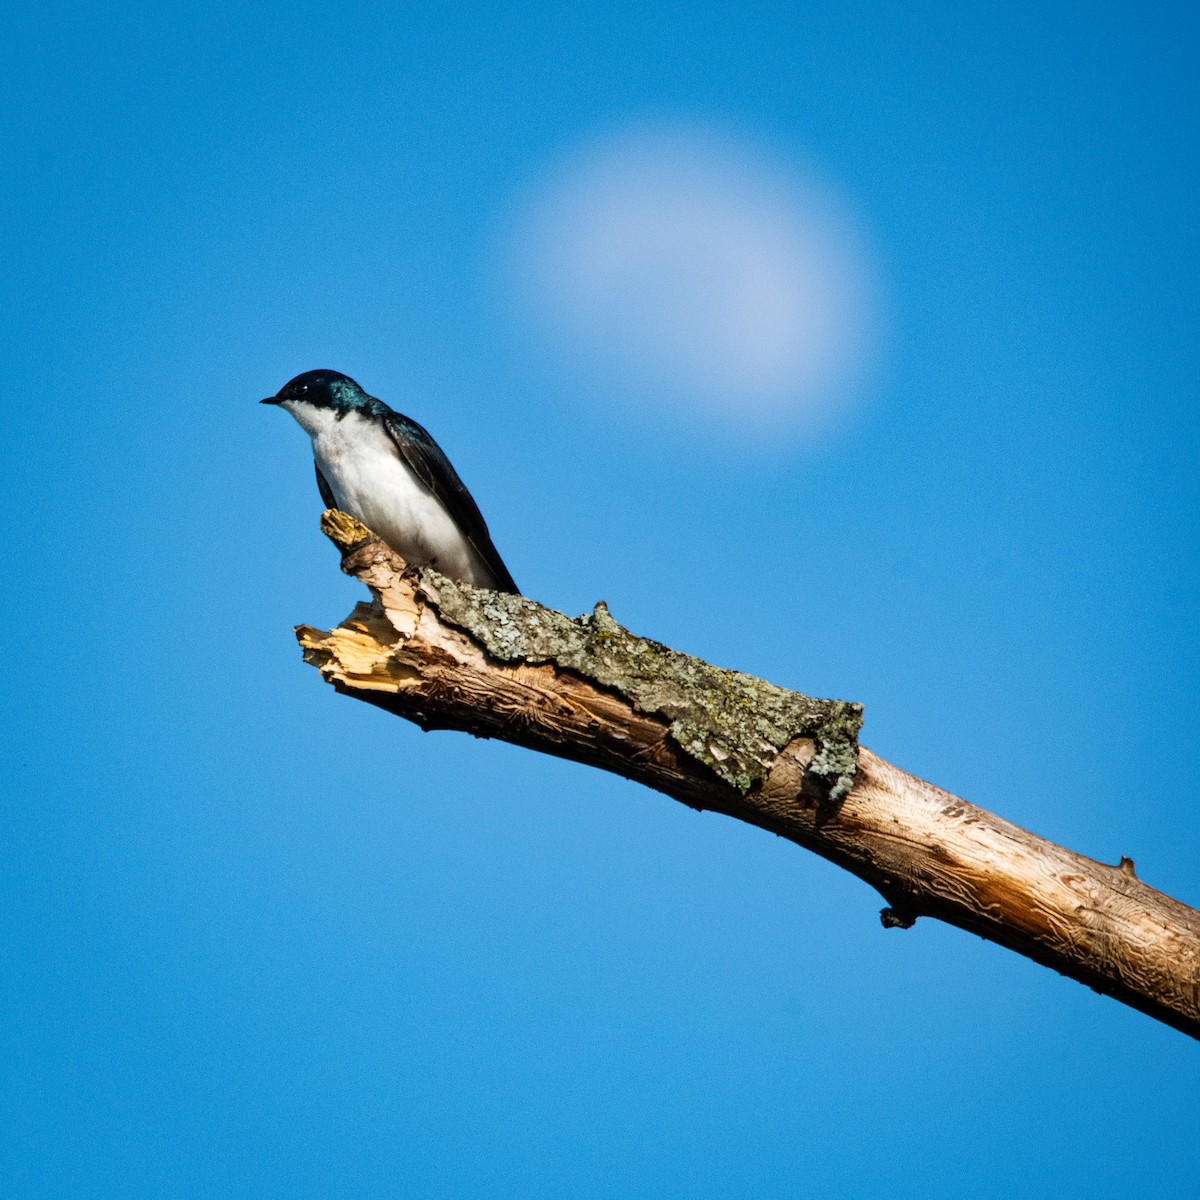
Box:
260;394;283;405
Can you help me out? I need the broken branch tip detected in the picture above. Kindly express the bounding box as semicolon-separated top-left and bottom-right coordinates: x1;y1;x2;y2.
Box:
320;509;378;553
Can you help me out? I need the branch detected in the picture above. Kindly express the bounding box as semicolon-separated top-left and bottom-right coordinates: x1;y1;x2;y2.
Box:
295;511;1200;1040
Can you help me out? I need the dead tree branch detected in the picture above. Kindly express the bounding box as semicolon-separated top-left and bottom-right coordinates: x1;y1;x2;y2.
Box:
294;511;1200;1039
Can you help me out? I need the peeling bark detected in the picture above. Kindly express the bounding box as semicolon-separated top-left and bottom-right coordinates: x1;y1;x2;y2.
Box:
294;510;1200;1040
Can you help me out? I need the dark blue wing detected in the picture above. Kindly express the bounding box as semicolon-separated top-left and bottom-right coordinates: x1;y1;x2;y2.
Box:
382;409;519;594
314;462;337;509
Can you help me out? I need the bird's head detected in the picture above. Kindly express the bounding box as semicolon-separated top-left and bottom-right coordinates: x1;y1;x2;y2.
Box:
261;369;380;426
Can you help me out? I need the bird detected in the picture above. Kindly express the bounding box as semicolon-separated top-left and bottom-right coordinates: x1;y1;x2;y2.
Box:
262;369;518;593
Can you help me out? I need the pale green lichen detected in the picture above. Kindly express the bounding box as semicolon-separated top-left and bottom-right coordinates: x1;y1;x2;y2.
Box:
424;574;862;800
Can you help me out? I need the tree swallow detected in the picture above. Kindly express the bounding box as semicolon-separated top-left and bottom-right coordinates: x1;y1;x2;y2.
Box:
262;369;518;593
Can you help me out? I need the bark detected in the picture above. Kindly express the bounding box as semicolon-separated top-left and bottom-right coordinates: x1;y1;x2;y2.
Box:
294;510;1200;1040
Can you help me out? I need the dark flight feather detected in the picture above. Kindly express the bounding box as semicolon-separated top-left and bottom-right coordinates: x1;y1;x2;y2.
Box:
314;462;337;510
381;410;519;594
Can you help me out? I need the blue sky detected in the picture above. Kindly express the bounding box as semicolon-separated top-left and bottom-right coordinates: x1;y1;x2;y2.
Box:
3;2;1198;1196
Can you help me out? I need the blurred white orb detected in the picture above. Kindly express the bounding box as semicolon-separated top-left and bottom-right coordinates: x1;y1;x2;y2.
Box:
510;125;879;431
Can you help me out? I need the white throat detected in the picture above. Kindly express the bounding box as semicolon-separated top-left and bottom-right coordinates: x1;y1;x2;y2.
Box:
282;398;340;439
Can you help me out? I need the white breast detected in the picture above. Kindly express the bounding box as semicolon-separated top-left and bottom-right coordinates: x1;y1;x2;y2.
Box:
291;405;490;585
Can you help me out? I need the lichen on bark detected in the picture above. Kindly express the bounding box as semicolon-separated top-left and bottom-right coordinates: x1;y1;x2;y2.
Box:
421;573;862;800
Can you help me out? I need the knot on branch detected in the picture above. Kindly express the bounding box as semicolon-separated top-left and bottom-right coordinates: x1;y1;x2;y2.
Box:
880;905;919;930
